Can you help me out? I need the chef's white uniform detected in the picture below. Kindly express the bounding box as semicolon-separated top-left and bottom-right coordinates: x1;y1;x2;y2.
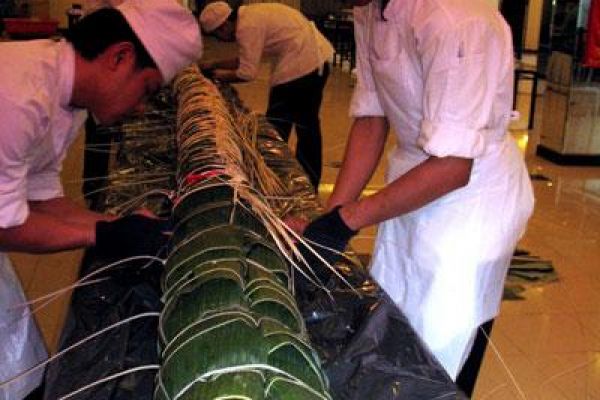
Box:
350;0;534;378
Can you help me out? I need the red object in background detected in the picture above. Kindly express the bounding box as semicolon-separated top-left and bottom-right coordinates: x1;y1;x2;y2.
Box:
584;0;600;68
2;18;59;39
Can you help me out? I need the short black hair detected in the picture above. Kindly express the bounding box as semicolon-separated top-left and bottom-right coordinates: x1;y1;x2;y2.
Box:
227;5;239;22
65;8;157;70
381;0;390;20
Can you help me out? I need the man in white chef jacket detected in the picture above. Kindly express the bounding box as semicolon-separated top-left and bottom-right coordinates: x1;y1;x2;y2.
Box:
0;1;202;398
290;0;535;396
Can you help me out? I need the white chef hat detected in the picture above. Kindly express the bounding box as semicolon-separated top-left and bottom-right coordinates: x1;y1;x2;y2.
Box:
199;1;232;33
117;0;202;84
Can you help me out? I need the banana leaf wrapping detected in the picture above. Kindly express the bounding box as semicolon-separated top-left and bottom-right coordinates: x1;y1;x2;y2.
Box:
155;65;331;400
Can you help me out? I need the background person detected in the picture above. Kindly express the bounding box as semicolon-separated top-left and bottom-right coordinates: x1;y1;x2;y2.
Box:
199;1;334;190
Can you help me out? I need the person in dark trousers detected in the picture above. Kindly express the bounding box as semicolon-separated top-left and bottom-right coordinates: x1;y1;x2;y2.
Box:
287;0;534;396
199;1;334;190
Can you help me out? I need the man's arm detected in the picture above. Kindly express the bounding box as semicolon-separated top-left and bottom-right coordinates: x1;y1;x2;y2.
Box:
200;58;248;82
0;198;112;253
325;116;472;231
0;211;95;253
285;116;388;234
326;116;389;210
339;156;473;231
30;197;113;227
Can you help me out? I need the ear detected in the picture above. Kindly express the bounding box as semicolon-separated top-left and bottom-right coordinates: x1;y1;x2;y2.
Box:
104;42;136;71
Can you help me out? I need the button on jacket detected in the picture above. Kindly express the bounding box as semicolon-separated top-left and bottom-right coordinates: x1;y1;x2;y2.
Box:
234;3;334;86
351;0;534;378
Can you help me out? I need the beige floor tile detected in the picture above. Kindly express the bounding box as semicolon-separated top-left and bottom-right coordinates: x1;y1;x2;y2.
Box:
500;283;575;316
483;324;524;357
25;250;83;352
495;313;590;357
582;315;600;352
533;353;595;398
8;253;40;292
475;353;571;400
589;353;600;399
560;279;600;313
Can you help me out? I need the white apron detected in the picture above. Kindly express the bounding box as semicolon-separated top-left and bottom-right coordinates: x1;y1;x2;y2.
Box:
370;139;533;378
351;0;535;378
0;254;47;400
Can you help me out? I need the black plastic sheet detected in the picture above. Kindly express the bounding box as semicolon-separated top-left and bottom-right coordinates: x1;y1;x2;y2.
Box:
43;251;163;400
253;121;466;399
294;267;465;399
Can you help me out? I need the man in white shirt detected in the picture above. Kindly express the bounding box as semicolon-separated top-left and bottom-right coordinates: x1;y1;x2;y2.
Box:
289;0;534;396
0;1;201;398
199;1;334;190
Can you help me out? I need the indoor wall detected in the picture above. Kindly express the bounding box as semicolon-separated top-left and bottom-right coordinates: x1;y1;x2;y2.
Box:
526;0;544;50
26;0;545;45
28;0;49;18
48;0;72;28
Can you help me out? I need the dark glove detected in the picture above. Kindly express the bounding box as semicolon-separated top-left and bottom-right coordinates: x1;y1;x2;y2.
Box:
94;215;169;286
95;215;169;260
201;67;216;79
298;206;358;286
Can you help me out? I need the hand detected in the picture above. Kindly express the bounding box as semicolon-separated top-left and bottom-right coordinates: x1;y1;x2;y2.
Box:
95;214;170;260
297;206;358;286
283;216;310;238
131;207;159;219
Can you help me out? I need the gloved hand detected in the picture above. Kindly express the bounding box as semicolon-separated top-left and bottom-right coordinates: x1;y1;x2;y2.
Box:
95;214;170;260
298;206;358;286
94;215;170;286
200;67;216;79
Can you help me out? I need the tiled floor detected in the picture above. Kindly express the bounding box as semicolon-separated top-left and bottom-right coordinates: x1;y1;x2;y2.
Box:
10;43;600;398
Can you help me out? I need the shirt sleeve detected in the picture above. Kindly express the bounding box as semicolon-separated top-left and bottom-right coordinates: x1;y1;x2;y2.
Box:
349;5;385;118
27;167;64;201
236;24;266;82
0;96;34;228
25;108;79;203
417;18;509;158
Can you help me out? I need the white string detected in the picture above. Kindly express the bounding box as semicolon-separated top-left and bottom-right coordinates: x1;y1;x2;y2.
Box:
10;278;107;310
481;328;528;400
74;177;170;201
6;256;164;329
0;313;160;389
57;365;160;400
